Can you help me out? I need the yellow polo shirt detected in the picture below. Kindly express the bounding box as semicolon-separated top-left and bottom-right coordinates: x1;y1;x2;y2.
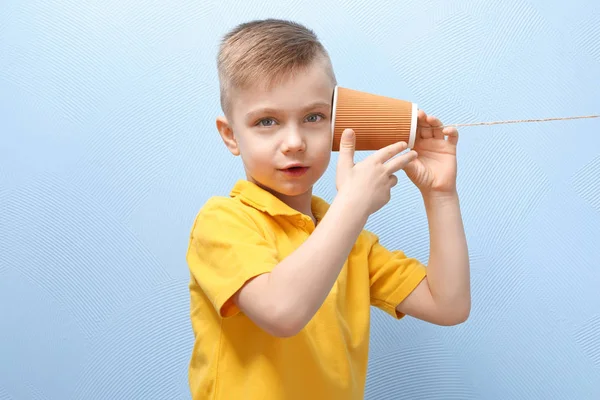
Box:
186;180;427;400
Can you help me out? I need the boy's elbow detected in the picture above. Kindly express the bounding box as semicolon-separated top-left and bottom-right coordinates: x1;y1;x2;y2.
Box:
448;309;470;325
268;321;303;338
262;302;307;338
439;303;470;326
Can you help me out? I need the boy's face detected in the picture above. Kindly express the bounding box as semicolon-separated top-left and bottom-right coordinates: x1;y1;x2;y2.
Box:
218;60;334;203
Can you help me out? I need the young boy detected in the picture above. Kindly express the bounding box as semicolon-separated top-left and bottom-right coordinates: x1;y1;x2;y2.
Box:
186;18;470;400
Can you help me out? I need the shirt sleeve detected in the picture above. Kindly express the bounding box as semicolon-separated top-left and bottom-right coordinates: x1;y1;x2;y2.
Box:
186;198;280;318
365;230;427;319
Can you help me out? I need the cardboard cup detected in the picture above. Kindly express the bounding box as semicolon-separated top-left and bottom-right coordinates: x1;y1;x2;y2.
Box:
331;86;418;151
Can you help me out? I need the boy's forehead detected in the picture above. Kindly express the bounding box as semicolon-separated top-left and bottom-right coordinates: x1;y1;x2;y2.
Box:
231;67;335;115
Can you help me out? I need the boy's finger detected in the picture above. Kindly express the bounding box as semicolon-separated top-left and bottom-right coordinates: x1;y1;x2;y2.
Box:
418;110;433;139
428;115;444;139
370;140;408;165
443;127;459;145
384;150;418;174
337;129;356;173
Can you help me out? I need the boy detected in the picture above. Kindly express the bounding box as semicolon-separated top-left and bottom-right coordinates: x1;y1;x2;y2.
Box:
186;18;470;400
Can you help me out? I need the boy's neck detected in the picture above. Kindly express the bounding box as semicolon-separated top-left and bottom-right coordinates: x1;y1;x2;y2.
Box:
278;190;315;223
252;179;316;223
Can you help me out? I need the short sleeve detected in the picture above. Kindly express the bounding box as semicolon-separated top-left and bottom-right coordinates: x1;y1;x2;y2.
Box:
365;230;427;319
186;198;279;318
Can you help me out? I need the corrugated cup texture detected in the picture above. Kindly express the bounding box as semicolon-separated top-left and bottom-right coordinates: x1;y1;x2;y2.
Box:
332;86;416;151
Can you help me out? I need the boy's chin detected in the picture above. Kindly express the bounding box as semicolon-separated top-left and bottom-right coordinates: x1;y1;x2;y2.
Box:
254;178;314;198
277;184;312;197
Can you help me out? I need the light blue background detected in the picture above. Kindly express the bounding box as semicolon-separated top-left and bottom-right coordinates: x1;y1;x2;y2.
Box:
1;0;599;399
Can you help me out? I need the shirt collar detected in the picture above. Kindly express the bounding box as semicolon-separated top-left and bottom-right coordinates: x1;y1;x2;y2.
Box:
229;179;330;221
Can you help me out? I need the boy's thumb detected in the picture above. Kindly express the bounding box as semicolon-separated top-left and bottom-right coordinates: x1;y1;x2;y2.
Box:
337;129;355;171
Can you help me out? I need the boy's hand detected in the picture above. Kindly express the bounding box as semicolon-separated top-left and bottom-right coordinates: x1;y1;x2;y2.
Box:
336;129;418;216
404;110;459;196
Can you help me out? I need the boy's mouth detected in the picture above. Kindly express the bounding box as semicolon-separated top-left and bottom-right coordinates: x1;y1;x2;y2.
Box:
281;162;306;170
280;164;309;177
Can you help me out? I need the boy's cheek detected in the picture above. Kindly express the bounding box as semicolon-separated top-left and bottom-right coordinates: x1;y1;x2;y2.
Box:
247;152;276;171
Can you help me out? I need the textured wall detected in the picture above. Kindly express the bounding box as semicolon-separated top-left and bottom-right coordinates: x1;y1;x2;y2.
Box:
1;0;599;399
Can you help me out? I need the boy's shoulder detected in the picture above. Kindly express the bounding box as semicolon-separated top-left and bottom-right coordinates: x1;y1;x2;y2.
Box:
193;180;261;218
189;181;277;241
198;193;246;214
190;193;259;234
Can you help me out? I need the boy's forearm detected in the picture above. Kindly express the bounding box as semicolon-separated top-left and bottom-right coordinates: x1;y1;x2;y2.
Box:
423;191;471;317
265;194;368;335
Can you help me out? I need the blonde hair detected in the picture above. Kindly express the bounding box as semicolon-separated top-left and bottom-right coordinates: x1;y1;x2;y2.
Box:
217;19;337;116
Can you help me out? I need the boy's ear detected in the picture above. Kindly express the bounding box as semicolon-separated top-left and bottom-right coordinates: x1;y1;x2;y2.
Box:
216;116;240;156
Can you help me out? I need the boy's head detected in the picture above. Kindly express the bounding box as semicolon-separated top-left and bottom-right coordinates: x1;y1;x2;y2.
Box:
215;19;337;204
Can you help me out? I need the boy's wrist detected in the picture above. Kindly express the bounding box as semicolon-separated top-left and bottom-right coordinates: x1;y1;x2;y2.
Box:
421;189;458;201
422;189;459;205
332;189;371;226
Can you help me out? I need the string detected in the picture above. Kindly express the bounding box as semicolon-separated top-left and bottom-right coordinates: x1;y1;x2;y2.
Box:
443;114;599;128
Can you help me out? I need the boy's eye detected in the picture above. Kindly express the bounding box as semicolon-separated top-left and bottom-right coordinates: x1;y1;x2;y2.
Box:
257;118;276;127
305;114;324;123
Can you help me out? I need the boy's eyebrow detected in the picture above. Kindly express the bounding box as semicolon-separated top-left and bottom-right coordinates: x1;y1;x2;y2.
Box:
245;101;332;121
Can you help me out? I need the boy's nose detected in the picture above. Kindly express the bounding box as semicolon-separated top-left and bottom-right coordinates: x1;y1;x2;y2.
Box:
281;128;306;153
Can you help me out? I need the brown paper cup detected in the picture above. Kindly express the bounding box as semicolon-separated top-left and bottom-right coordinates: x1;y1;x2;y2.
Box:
331;85;418;151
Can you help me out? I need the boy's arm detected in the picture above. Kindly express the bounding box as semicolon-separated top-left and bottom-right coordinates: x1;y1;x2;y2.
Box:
394;111;471;326
234;194;368;338
396;190;470;325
